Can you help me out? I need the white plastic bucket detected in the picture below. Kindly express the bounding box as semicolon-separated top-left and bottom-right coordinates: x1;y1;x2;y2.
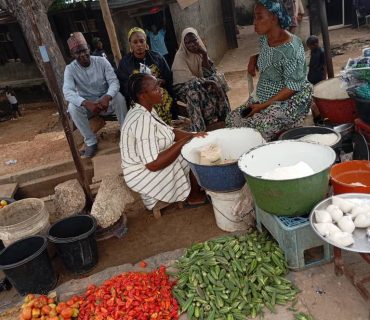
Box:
207;185;254;232
0;198;50;247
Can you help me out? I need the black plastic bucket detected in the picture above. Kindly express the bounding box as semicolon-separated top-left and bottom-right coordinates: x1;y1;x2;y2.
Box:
48;215;98;275
354;96;370;125
0;236;56;295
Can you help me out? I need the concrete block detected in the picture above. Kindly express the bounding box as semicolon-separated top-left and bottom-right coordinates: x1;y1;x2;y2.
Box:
0;183;18;198
53;179;86;219
91;175;135;228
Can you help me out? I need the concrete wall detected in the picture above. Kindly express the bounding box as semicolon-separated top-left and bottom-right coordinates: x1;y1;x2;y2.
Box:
169;0;228;63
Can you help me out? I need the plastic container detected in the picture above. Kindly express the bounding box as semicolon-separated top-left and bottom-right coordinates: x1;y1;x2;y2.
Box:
0;198;50;247
355;118;370;142
238;141;336;216
255;206;333;270
354;96;370;124
48;215;98;274
206;186;253;232
279;126;342;149
181;128;265;192
330;160;370;194
0;236;56;295
313;78;357;124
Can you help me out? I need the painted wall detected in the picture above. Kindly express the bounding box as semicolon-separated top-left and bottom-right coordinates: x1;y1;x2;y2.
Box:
169;0;228;63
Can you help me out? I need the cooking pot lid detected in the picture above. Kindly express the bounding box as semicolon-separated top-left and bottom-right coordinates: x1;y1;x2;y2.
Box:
353;132;369;160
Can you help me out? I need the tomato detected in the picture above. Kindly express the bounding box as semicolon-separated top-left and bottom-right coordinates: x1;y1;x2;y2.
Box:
31;307;40;317
55;302;66;314
60;306;73;319
139;261;148;268
21;307;32;320
41;305;51;315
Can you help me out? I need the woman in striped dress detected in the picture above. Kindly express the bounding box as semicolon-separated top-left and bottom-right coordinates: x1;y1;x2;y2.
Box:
120;73;206;210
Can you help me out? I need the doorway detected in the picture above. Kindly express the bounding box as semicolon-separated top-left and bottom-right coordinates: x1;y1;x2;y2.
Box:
140;6;178;67
326;0;352;29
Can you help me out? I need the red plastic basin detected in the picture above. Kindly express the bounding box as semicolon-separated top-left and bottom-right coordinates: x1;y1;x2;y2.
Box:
330;160;370;194
313;78;358;124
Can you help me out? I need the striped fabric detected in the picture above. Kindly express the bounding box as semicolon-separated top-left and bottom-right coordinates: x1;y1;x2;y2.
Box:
120;103;191;209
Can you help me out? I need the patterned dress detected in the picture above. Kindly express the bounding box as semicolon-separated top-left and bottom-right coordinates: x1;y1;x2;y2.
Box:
120;104;191;210
226;35;312;141
173;66;231;132
117;51;173;124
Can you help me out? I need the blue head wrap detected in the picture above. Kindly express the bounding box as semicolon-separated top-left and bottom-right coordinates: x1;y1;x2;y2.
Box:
258;0;292;29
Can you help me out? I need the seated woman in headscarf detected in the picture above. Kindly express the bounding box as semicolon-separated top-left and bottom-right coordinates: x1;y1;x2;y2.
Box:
117;27;174;124
226;0;312;141
120;73;207;210
172;27;231;132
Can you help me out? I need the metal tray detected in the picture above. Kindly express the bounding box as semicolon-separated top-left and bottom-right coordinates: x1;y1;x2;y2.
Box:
310;193;370;253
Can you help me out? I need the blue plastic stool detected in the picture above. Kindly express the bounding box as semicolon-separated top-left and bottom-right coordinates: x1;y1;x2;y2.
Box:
255;206;333;270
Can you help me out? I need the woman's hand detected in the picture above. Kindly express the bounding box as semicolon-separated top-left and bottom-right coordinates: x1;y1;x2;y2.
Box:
250;103;268;116
248;55;258;77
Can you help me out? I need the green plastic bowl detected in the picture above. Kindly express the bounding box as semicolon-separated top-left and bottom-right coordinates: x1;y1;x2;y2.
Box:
238;140;336;216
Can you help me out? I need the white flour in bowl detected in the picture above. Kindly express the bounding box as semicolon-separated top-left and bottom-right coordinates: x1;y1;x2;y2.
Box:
299;133;339;146
262;161;315;180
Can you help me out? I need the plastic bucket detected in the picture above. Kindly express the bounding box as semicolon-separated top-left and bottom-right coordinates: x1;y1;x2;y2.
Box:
330;160;370;194
48;215;98;275
207;188;253;232
313;78;357;124
0;198;50;247
279;126;342;149
0;236;56;295
181;128;265;192
238;141;336;216
354;96;370;125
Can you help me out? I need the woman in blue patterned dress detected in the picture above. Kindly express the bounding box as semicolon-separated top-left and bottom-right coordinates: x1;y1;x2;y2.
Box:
226;0;312;141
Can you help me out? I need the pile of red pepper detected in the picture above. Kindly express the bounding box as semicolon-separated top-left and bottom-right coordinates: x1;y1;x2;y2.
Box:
78;266;179;320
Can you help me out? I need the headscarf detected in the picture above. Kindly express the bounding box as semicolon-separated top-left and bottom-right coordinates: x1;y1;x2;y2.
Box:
128;27;146;41
67;32;88;51
258;0;292;29
172;27;207;85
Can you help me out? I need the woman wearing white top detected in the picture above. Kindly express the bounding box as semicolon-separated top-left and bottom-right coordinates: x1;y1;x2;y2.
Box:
120;73;206;210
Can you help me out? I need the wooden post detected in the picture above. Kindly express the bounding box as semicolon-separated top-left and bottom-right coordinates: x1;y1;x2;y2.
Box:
318;0;334;78
99;0;122;67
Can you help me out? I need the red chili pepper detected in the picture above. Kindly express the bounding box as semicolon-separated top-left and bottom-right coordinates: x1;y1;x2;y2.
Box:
78;266;179;320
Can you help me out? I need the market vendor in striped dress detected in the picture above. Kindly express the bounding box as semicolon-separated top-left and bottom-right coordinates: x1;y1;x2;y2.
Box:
120;73;206;210
226;0;312;141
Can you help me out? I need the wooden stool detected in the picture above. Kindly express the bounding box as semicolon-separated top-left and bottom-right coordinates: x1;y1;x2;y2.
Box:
152;201;184;219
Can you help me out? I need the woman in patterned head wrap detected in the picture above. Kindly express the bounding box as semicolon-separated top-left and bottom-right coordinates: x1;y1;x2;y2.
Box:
226;0;312;141
117;27;174;124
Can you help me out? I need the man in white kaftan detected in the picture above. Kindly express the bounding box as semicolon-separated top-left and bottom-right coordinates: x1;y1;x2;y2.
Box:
63;32;127;157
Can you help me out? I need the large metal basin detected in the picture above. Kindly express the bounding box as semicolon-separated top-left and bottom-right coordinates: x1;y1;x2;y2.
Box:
181;128;265;192
238;141;336;216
